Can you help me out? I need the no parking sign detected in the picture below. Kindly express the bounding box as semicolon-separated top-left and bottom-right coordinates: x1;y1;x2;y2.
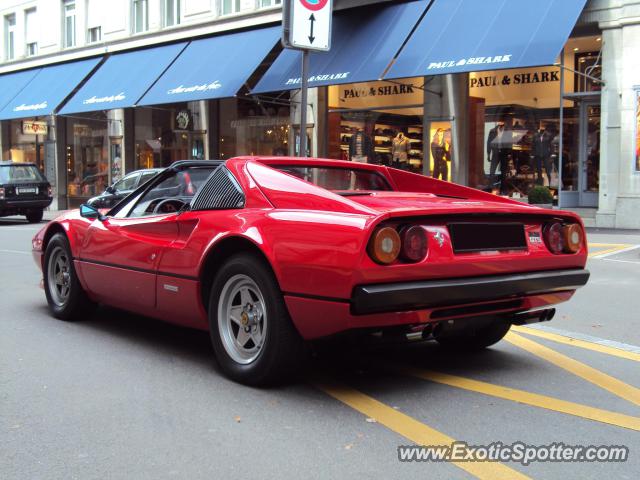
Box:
283;0;333;51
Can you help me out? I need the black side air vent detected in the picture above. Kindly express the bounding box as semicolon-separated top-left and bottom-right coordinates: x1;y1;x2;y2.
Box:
191;166;245;211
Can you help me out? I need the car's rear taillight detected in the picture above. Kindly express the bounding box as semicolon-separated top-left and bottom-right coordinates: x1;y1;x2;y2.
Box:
400;225;428;262
368;226;401;264
543;222;564;254
0;187;4;200
562;223;583;253
543;222;583;254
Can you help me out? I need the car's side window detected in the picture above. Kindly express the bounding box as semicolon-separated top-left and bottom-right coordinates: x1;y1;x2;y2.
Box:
113;173;140;192
128;166;217;217
138;171;158;187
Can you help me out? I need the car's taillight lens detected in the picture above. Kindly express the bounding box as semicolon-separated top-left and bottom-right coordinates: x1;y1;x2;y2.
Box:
400;225;428;262
368;226;401;264
0;187;4;200
562;223;583;253
543;222;564;254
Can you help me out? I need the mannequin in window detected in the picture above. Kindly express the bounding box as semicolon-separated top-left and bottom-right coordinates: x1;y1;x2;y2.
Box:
349;128;373;163
431;128;448;180
532;125;552;185
391;131;410;169
487;120;511;193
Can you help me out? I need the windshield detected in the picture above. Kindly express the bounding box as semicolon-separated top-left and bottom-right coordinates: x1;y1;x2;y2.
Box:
0;165;46;183
273;166;392;192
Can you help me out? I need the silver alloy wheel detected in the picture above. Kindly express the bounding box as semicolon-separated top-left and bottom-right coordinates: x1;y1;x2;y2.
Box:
217;274;268;365
47;246;71;307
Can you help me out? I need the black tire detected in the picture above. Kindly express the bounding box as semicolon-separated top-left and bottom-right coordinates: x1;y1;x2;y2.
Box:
26;209;43;223
43;233;96;321
208;253;307;386
436;320;511;351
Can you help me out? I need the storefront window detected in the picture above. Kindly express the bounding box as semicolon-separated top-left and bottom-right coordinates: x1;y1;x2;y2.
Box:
467;35;602;205
327;78;425;174
219;97;290;159
134;102;206;169
66;113;109;201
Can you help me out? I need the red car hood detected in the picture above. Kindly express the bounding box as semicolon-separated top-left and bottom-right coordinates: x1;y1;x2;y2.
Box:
342;191;545;216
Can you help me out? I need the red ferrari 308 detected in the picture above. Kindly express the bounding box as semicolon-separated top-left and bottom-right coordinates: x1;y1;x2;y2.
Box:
33;157;589;384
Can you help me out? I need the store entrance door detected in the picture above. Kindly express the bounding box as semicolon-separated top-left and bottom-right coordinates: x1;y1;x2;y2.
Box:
560;99;600;208
578;101;600;207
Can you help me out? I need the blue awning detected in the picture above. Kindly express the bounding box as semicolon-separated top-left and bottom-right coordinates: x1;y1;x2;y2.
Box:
137;26;280;106
59;43;188;115
386;0;587;79
252;1;428;94
0;69;41;112
0;58;102;120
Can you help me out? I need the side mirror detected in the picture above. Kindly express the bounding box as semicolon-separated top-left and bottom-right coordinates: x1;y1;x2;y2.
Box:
80;204;106;221
105;185;115;194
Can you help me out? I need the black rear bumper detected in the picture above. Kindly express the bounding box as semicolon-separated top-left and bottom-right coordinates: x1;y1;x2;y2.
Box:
351;269;590;315
0;198;52;212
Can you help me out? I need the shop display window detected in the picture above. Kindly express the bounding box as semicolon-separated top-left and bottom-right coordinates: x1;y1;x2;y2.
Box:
219;98;290;159
468;36;602;204
135;102;206;169
65;113;109;200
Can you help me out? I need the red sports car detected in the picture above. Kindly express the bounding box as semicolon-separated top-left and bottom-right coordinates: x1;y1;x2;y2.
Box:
32;157;589;385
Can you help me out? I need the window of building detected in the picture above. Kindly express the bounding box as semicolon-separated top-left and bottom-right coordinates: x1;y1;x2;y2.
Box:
260;0;281;7
163;0;180;27
24;8;38;57
327;79;426;174
63;0;76;48
86;0;103;43
219;97;291;159
134;103;206;170
65;114;109;203
221;0;241;15
87;26;101;43
133;0;149;33
4;14;16;60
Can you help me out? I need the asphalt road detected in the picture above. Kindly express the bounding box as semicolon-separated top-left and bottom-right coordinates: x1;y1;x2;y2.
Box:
1;215;639;480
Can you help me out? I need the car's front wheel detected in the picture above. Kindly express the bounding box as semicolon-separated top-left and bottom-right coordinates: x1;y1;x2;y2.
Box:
208;253;306;385
26;209;43;223
43;233;95;320
435;320;511;351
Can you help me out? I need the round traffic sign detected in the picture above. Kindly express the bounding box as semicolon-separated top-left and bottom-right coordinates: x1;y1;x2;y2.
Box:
299;0;329;11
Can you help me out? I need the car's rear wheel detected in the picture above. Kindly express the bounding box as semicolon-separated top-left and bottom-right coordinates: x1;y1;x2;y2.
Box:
44;233;95;321
435;320;511;351
26;209;43;223
208;253;306;385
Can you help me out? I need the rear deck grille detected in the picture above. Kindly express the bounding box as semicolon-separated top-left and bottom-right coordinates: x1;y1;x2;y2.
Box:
448;222;527;253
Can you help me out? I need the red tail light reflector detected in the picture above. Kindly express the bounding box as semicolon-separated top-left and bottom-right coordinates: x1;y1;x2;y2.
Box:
543;222;564;254
400;226;428;262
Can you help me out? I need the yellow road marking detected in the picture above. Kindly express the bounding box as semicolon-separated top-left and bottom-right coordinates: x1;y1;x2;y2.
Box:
512;326;640;363
505;332;640;406
399;368;640;432
587;243;632;257
315;381;530;480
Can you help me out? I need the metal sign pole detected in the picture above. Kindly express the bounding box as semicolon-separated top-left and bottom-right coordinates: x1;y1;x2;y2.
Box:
299;49;309;157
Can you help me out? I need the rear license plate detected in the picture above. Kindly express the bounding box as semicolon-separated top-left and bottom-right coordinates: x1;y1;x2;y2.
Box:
17;187;37;194
448;222;527;253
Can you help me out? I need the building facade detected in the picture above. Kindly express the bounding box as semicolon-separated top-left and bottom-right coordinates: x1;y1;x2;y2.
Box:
0;0;638;228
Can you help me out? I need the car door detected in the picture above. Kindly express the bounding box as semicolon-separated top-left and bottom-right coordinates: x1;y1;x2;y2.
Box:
77;213;179;314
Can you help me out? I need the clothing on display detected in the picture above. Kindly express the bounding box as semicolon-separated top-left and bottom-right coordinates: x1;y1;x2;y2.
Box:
348;129;374;163
392;132;410;167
